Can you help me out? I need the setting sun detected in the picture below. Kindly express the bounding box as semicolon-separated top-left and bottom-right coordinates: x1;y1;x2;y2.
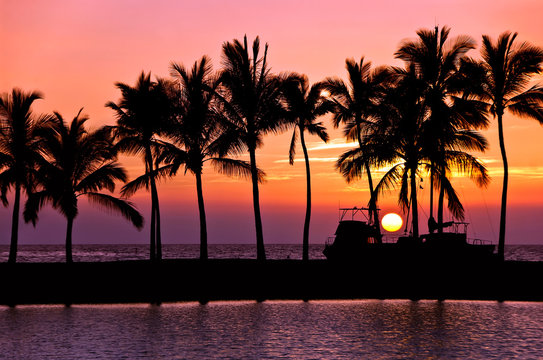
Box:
381;213;403;232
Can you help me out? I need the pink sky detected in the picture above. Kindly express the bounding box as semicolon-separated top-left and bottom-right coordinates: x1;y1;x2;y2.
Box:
1;0;543;246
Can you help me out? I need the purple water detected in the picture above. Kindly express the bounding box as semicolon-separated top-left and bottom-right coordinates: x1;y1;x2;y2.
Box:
1;300;542;359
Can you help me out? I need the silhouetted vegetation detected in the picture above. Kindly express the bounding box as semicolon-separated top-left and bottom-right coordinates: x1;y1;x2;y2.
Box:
323;58;394;239
217;36;290;261
1;27;542;263
283;75;331;261
477;32;543;260
0;89;53;263
23;110;143;263
106;72;172;261
165;56;258;260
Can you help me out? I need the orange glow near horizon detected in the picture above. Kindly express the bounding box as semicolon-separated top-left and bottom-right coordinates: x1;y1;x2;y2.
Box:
1;0;543;245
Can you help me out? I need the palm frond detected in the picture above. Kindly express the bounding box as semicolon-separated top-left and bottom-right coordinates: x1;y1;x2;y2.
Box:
211;158;265;183
85;192;143;229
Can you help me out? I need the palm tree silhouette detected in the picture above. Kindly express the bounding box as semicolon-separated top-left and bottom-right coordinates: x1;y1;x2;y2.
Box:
0;89;53;263
283;74;331;261
338;67;426;238
106;72;172;261
23;110;143;263
478;32;543;260
323;58;393;235
339;65;489;238
165;56;258;260
217;35;289;261
395;26;489;232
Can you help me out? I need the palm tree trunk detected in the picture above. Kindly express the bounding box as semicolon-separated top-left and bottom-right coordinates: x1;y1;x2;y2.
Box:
355;121;381;239
497;112;508;261
153;186;162;261
66;216;74;263
145;147;156;261
8;183;21;263
410;168;419;239
437;175;445;235
300;130;311;262
364;162;381;241
249;147;266;261
195;171;208;261
429;164;434;225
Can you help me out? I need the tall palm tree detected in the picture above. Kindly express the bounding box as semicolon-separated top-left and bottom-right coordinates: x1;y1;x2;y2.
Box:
395;26;489;232
106;72;172;261
161;56;258;260
217;35;289;261
479;32;543;260
23;110;143;263
0;89;52;263
323;58;393;235
283;74;331;261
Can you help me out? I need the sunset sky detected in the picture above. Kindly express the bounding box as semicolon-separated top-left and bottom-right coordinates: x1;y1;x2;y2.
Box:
1;0;542;246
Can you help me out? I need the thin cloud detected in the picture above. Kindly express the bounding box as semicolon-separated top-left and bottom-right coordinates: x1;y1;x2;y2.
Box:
274;157;338;164
308;140;358;151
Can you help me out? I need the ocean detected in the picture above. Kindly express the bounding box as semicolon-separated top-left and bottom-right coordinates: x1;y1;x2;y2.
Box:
0;244;542;263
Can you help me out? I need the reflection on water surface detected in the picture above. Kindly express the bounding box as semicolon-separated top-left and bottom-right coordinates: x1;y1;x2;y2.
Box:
1;300;541;359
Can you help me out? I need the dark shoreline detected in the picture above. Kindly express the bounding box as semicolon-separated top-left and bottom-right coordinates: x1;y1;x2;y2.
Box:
1;259;542;305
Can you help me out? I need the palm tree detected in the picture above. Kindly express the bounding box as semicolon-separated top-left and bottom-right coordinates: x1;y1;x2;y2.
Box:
162;56;258;260
338;68;426;238
106;72;172;261
0;89;52;263
338;67;489;238
323;58;393;235
217;35;289;261
283;74;331;261
23;110;143;263
479;32;543;260
395;26;489;232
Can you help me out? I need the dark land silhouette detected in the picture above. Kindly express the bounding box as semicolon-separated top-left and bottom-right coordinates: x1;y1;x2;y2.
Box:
1;258;541;306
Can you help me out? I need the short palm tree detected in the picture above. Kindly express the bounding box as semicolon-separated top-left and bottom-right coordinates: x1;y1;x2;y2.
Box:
323;58;393;234
479;32;543;260
24;110;143;263
163;56;257;260
106;72;172;261
217;35;289;261
283;74;331;261
0;89;52;263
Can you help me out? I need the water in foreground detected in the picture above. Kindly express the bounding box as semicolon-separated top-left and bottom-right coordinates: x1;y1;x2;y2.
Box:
1;300;541;359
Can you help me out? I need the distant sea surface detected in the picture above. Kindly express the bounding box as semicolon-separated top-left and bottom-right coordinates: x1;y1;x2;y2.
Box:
1;244;542;262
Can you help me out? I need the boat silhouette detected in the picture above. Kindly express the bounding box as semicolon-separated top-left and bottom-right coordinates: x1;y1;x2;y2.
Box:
323;207;495;261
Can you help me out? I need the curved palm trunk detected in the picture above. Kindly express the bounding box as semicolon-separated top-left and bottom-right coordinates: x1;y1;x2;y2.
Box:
145;147;156;261
249;147;266;261
355;122;381;240
66;216;74;263
410;168;419;239
195;171;208;261
364;162;381;241
497;112;508;261
300;130;311;262
8;183;21;263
